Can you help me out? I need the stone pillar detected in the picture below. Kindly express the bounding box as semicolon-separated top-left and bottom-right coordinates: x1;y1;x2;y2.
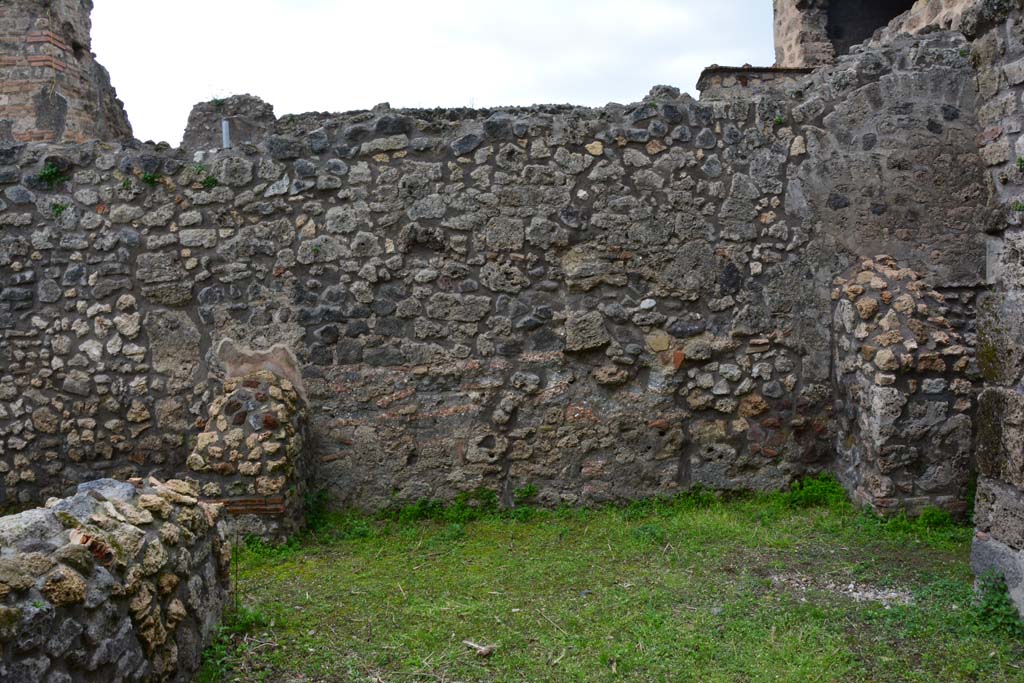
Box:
973;390;1024;616
974;294;1024;617
0;0;132;143
773;0;834;68
963;0;1024;620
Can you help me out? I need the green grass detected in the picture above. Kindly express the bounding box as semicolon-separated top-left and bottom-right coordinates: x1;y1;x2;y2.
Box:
201;478;1024;683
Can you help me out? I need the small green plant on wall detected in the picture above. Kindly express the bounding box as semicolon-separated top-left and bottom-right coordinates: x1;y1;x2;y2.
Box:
193;164;219;189
51;202;69;218
140;172;162;187
37;162;68;188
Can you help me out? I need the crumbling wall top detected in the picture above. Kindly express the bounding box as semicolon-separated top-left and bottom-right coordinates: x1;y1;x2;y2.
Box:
0;0;131;143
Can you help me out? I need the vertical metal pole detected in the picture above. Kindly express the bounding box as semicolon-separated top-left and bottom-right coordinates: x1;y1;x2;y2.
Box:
221;119;232;150
233;529;239;615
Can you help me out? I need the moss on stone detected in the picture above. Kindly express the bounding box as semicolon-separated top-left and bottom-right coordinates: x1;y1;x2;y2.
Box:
976;389;1006;478
0;605;22;641
978;336;1005;383
54;510;80;529
976;295;1012;383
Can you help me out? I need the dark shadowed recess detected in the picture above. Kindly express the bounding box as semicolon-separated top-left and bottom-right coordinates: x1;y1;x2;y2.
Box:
828;0;917;57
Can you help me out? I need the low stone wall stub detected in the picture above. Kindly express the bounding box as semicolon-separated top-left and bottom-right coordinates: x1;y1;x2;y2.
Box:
185;369;309;542
0;478;230;682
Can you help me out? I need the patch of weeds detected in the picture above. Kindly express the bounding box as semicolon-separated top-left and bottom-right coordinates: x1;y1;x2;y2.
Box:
202;175;219;189
675;484;720;510
504;506;537;522
964;475;978;523
210;97;226;109
782;472;847;509
393;498;445;523
1012;200;1024;212
848;508;972;551
513;483;538;505
621;487;719;521
121;177;133;191
51;202;69;218
306;509;377;543
197;605;272;683
140;172;162;187
975;570;1024;638
37;162;68;188
387;488;502;525
240;534;302;564
225;604;271;635
916;506;954;530
620;497;661;521
774;114;786;126
303;488;330;532
443;488;500;523
333;514;375;540
1017;157;1024;173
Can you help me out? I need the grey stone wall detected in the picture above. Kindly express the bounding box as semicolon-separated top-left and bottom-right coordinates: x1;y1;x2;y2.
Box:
0;478;230;682
0;27;988;515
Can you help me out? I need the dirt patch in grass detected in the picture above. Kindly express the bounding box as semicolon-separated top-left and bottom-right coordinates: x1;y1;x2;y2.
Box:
768;571;914;606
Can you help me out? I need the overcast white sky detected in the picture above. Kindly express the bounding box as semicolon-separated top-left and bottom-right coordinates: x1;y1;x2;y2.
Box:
91;0;776;146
